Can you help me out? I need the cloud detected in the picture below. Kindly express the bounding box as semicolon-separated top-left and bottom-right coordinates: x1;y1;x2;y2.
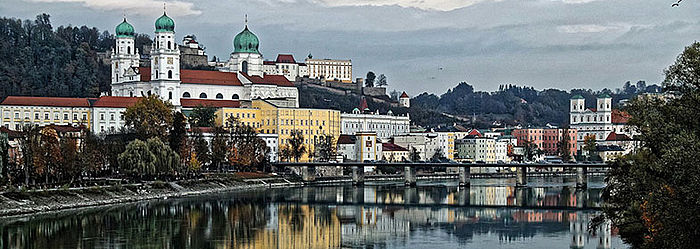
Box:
309;0;492;11
557;24;621;33
26;0;201;16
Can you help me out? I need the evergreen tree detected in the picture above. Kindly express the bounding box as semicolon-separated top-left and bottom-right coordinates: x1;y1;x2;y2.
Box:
365;71;376;87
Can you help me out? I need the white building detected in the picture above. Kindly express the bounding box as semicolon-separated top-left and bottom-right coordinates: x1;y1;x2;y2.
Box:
263;54;308;81
399;92;410;108
393;133;440;161
570;94;634;150
0;97;91;131
455;135;509;164
340;99;410;139
305;56;352;83
110;14;299;108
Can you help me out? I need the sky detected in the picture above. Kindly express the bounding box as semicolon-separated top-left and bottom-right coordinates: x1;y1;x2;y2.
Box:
1;0;699;96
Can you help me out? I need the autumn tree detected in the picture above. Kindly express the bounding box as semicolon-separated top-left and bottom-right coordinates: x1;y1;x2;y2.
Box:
597;42;700;249
226;117;269;171
557;127;572;162
210;126;229;172
190;128;211;169
583;134;597;161
123;95;174;140
288;130;306;162
315;135;336;162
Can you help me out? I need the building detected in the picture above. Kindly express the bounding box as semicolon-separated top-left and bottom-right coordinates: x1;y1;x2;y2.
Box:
91;96;141;134
512;127;577;157
340;99;410;139
263;54;308;81
0;96;92;130
393;133;440;161
435;132;456;160
455;136;509;164
305;56;352;83
215;99;341;162
179;35;208;69
570;94;634;150
381;143;409;162
596;145;625;162
337;135;357;162
399;92;410;108
110;14;299;108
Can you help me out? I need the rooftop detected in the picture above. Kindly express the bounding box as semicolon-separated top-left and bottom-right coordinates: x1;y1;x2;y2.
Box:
1;96;91;107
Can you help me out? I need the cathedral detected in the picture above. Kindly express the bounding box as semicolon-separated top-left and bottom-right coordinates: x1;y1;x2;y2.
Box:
110;12;299;107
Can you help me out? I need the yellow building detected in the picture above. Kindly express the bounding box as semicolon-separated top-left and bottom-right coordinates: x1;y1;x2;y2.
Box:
0;96;92;130
216;99;341;162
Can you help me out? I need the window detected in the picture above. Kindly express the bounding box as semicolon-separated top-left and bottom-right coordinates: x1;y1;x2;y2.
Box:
82;114;87;120
167;41;171;49
216;93;223;99
127;46;131;54
199;93;207;99
111;114;115;121
232;94;239;100
55;113;59;120
130;92;134;97
44;113;49;119
34;113;39;119
183;92;191;98
73;114;78;120
100;114;105;120
241;61;248;74
168;91;173;100
168;70;172;79
64;113;68;120
155;70;159;79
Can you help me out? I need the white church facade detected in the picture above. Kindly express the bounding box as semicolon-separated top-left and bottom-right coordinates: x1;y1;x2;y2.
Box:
109;13;299;108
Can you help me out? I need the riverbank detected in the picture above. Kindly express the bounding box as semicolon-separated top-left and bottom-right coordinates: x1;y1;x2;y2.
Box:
0;174;303;218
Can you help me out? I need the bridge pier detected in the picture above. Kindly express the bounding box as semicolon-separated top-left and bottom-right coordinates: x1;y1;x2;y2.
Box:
351;166;365;186
459;166;471;186
404;166;416;186
516;166;527;187
576;166;587;188
301;166;316;182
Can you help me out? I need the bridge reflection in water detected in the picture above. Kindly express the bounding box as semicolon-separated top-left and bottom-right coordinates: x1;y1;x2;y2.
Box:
0;180;622;249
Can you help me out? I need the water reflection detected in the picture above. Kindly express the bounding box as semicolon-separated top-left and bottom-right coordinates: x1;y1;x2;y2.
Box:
0;178;624;249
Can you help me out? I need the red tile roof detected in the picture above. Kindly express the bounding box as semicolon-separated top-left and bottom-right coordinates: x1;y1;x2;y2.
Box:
382;143;408;151
180;99;240;108
242;73;295;87
612;110;630;124
468;129;482;137
263;61;276;65
337;134;356;145
605;132;631;141
139;67;243;86
359;98;369;111
400;92;409;98
275;54;296;64
92;96;142;108
1;96;90;107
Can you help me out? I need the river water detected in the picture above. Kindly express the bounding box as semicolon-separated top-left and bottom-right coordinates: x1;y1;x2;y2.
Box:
0;176;626;249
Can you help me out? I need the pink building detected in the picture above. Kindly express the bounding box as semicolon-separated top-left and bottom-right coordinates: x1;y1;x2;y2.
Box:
512;128;578;156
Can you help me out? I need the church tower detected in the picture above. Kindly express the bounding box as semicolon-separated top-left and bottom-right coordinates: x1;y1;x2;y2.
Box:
111;17;140;90
229;17;263;77
570;95;585;124
150;10;181;106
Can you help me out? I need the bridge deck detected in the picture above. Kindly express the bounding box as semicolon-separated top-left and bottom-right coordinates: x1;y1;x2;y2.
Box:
275;162;609;168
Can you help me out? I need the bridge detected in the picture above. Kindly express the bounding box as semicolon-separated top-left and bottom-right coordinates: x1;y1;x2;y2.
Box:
274;162;610;188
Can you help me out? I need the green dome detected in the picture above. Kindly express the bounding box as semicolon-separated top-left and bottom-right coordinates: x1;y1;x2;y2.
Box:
233;26;260;54
598;93;612;98
155;13;175;32
571;95;584;99
115;18;134;38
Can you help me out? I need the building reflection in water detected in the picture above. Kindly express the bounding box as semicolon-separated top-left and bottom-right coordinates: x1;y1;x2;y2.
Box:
0;182;618;249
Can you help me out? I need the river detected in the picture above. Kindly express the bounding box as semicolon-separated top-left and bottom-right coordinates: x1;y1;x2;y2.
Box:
0;176;626;248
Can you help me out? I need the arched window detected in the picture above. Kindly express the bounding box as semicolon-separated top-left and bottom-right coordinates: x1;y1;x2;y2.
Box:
199;93;207;99
232;94;239;100
216;93;224;99
168;41;171;49
130;91;133;97
183;92;191;98
147;90;151;96
168;91;173;100
241;61;248;74
168;70;172;79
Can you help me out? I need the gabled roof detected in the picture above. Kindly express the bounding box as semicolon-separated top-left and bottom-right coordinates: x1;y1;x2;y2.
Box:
139;67;243;86
382;143;408;151
92;96;142;108
180;99;240;108
468;129;482;137
275;54;296;63
400;92;409;98
241;73;295;87
337;134;356;145
605;132;631;141
359;98;369;111
0;96;90;107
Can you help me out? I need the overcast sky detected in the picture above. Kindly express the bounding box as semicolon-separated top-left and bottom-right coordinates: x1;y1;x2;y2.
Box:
1;0;699;95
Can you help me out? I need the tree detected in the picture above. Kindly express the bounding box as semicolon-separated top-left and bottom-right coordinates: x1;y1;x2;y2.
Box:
210;126;229;171
315;135;336;162
118;139;156;179
596;42;700;249
583;134;597;161
280;145;293;162
557;127;572;162
410;147;421;162
189;106;217;127
169;111;187;157
146;137;180;177
389;90;400;101
288;130;307;162
226;117;269;170
523;140;539;162
123;95;174;140
33;127;62;184
365;71;376;87
0;132;8;183
376;74;388;87
190;128;210;169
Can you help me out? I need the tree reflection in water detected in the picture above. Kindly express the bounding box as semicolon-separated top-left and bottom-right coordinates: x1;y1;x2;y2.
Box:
0;178;624;249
